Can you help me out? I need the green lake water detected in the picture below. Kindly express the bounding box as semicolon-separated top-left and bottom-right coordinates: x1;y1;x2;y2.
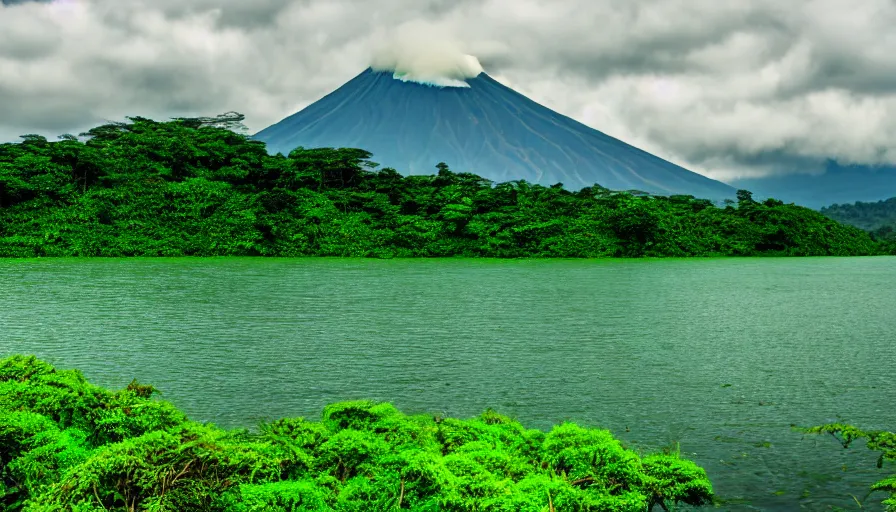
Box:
1;257;894;510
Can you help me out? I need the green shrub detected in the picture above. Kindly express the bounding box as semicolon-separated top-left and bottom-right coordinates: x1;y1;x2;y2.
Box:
0;355;713;511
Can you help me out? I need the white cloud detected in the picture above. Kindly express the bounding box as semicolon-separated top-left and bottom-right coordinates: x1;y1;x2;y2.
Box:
1;0;895;181
370;21;482;87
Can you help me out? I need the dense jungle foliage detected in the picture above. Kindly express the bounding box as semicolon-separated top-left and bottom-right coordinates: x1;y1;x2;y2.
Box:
805;424;896;511
821;197;896;250
821;197;896;232
0;355;713;511
0;116;890;257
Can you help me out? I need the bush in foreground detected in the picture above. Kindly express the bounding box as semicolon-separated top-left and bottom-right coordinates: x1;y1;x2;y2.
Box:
0;355;713;511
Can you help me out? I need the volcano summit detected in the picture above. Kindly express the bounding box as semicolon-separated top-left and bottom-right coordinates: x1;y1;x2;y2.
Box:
255;60;735;200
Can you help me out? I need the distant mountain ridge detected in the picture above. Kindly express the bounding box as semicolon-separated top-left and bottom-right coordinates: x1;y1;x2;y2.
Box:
254;68;736;200
727;162;896;209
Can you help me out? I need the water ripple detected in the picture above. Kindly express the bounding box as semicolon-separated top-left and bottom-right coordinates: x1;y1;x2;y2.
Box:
1;257;894;511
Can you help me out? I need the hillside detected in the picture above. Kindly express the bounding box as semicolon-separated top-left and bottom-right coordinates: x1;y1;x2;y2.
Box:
820;197;896;255
255;69;736;201
821;197;896;232
0;116;887;258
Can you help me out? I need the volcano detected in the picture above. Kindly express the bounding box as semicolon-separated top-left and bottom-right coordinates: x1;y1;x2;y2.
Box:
254;68;735;200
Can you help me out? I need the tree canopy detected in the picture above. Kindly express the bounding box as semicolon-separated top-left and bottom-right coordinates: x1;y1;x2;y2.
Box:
0;116;888;258
821;197;896;251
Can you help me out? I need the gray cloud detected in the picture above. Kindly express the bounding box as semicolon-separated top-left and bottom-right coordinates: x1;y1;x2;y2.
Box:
1;0;895;180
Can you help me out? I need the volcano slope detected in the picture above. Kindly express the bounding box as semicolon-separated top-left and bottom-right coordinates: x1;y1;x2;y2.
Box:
254;69;735;201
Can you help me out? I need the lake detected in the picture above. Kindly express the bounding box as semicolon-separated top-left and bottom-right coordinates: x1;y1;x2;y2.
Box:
1;257;894;510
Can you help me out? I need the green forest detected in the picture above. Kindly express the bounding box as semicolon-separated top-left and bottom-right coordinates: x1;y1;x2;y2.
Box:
0;355;714;511
821;197;896;242
0;115;891;258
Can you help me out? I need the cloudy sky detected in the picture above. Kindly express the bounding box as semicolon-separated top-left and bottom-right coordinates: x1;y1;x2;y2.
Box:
1;0;894;180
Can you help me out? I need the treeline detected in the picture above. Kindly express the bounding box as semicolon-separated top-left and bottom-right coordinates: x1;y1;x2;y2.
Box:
0;116;889;258
821;197;896;245
0;355;713;511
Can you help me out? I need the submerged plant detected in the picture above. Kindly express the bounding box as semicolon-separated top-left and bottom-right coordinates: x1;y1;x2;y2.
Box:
805;423;896;511
0;355;713;511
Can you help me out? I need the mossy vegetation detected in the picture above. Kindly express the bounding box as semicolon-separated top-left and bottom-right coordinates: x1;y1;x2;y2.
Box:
0;355;713;511
805;423;896;511
0;116;889;258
